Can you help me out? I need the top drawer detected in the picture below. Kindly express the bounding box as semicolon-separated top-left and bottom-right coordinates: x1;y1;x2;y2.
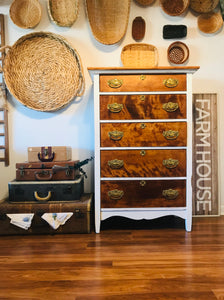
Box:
100;74;186;92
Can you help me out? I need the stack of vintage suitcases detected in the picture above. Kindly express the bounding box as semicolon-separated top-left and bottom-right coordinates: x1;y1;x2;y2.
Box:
0;146;93;235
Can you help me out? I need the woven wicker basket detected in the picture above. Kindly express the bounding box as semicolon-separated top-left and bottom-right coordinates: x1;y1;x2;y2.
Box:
121;43;158;68
198;12;223;34
0;32;84;111
160;0;190;16
9;0;42;29
167;41;189;64
135;0;155;5
190;0;219;13
85;0;130;45
48;0;79;27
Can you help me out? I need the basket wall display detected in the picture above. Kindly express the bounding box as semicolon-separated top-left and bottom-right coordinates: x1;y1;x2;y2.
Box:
121;43;158;67
190;0;219;13
0;32;85;112
135;0;155;5
48;0;79;27
85;0;131;45
167;41;189;64
198;12;223;34
9;0;42;29
160;0;190;16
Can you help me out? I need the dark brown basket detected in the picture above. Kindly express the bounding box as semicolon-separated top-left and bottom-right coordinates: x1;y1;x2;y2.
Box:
160;0;190;16
167;41;189;64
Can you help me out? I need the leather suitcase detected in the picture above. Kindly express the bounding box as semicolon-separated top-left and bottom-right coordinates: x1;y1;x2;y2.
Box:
28;146;72;162
16;160;80;181
8;175;84;203
0;193;93;235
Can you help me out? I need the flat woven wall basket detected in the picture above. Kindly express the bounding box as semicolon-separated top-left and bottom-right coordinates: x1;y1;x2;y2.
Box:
121;43;158;68
85;0;130;45
0;32;84;111
47;0;79;27
160;0;190;16
9;0;42;29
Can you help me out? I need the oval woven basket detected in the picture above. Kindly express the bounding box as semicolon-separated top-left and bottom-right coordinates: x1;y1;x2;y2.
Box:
1;32;85;111
121;43;158;68
9;0;42;29
160;0;190;16
198;12;223;34
85;0;130;45
167;41;189;64
190;0;219;13
135;0;155;6
47;0;79;27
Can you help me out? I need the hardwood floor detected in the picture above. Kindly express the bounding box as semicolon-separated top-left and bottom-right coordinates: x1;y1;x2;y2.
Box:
0;216;223;299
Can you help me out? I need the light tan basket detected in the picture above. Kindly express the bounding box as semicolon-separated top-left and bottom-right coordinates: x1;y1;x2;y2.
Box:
121;43;158;68
0;32;85;112
160;0;190;16
9;0;42;29
167;41;189;64
48;0;79;27
198;12;223;34
85;0;130;45
190;0;219;13
135;0;155;5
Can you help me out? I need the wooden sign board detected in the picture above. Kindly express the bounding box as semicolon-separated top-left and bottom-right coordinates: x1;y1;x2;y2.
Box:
192;93;218;216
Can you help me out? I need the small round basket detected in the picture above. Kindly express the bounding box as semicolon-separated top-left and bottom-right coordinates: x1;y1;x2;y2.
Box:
121;43;158;68
135;0;155;6
167;41;189;64
85;0;130;45
160;0;190;16
1;32;85;111
47;0;79;27
198;12;223;34
190;0;219;13
10;0;42;29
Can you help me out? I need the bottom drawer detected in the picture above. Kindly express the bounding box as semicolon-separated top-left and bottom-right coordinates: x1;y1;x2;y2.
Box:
101;180;186;208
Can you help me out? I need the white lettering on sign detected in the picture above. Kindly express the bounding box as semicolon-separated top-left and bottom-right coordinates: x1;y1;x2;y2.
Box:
195;99;211;212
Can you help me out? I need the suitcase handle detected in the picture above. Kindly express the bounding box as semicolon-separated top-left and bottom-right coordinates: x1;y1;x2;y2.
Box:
38;147;55;162
35;171;53;181
34;191;52;202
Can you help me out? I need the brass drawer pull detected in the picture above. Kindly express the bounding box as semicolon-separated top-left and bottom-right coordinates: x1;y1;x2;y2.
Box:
140;74;146;80
140;150;146;156
163;158;179;169
139;95;146;101
163;130;179;140
140;123;146;129
108;130;124;141
162;189;179;200
108;159;124;169
107;78;123;88
162;102;179;112
108;189;124;200
107;103;123;113
163;78;179;88
140;180;146;187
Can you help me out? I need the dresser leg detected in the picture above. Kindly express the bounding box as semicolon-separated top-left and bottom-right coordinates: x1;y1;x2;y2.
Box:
95;213;101;233
185;217;192;232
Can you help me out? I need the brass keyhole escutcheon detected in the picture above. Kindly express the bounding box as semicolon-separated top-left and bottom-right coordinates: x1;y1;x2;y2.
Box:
140;180;146;187
140;150;146;156
140;95;146;101
140;74;146;80
140;123;146;129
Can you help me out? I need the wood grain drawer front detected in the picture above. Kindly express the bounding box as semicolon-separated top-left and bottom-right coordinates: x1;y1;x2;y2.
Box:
100;94;186;120
100;149;186;177
101;122;187;147
101;180;186;208
100;74;186;92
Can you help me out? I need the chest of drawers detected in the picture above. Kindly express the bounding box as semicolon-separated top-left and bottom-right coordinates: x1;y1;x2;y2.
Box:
88;67;199;233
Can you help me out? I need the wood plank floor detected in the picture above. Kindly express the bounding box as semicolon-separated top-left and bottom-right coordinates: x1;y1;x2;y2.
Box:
0;216;224;299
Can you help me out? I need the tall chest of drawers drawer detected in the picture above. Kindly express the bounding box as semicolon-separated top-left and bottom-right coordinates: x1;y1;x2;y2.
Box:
88;67;199;233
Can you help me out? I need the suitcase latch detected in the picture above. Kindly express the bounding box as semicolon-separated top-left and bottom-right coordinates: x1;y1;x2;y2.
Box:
74;209;84;218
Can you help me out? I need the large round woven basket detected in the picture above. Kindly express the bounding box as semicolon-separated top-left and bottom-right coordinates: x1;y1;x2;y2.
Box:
47;0;79;27
160;0;190;16
10;0;42;29
1;32;84;111
121;43;158;68
190;0;219;13
85;0;130;45
198;12;223;34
